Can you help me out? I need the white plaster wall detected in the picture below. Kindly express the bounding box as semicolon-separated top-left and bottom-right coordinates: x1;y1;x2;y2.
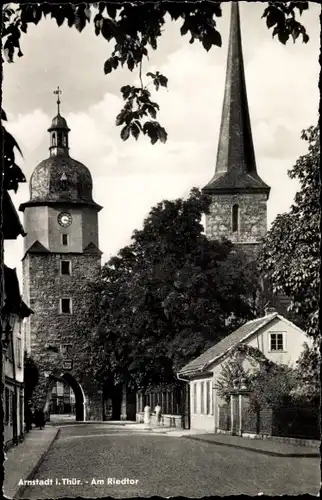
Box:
190;377;215;431
190;317;310;431
247;317;310;368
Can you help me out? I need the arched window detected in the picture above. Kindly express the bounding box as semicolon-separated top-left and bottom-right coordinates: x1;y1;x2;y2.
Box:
60;173;68;190
52;133;56;147
232;204;239;232
57;132;63;147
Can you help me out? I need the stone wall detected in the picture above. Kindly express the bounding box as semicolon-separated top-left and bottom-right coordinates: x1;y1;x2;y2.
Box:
22;251;101;417
205;192;267;245
136;412;183;428
23;252;100;351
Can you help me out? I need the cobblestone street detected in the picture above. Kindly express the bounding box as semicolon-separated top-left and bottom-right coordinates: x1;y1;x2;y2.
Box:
19;423;320;498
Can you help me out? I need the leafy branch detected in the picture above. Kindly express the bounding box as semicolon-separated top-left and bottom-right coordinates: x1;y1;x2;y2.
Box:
2;2;311;146
1;109;26;192
115;76;168;144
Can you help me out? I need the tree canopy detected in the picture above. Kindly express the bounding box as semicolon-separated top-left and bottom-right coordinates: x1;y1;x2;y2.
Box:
73;188;260;392
2;2;310;146
259;125;320;341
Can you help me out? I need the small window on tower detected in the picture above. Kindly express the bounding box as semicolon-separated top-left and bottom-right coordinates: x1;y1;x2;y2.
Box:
232;204;239;232
61;261;71;275
57;132;63;147
62;234;68;246
52;133;57;147
60;298;72;314
60;173;68;190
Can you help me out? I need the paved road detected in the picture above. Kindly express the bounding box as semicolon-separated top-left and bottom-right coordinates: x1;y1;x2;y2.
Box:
20;424;320;498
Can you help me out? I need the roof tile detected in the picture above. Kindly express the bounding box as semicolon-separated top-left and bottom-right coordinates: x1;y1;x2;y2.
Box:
179;313;277;375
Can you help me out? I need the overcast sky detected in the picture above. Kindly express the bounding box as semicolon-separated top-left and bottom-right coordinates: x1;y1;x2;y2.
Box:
3;2;320;279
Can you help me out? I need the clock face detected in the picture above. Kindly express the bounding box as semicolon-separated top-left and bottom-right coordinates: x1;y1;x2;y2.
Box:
58;212;73;227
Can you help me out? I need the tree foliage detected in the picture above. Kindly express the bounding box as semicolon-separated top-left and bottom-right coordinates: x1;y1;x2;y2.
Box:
215;343;297;410
259;125;320;340
291;342;320;402
248;363;297;411
24;351;39;402
73;188;260;392
2;2;310;145
1;108;26;192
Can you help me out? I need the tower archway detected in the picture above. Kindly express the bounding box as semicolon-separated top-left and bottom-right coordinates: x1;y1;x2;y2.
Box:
62;373;86;421
45;372;86;422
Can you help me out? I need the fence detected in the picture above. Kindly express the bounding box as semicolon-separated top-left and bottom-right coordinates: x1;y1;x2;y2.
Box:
218;405;231;432
136;384;190;429
219;401;320;440
272;406;320;440
137;387;183;416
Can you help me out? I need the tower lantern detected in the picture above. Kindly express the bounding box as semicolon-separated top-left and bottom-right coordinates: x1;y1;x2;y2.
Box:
48;86;70;157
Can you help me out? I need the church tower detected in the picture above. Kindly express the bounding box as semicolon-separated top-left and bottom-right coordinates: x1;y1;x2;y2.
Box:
20;89;102;419
203;3;270;252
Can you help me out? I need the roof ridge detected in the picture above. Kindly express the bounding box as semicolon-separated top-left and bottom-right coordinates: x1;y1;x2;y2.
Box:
179;313;278;376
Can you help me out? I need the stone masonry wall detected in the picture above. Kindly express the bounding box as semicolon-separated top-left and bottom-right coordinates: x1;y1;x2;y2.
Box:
205;193;267;245
22;252;101;417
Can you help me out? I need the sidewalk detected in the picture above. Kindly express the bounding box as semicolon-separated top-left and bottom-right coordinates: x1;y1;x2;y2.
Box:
182;432;320;457
3;426;59;499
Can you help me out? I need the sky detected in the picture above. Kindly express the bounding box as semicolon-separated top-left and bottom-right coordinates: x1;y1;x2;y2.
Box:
3;2;320;280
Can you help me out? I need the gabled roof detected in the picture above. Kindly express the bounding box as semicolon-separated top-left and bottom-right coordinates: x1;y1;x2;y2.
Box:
19;301;33;318
25;240;51;254
3;266;32;318
83;242;103;255
3;190;26;239
178;313;279;376
3;266;21;314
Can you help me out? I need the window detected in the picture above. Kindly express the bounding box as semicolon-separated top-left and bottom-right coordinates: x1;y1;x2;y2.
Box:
232;204;239;232
60;173;68;190
193;383;197;414
61;260;71;275
62;234;68;246
16;337;22;368
57;382;64;397
200;382;205;414
52;133;56;146
270;333;284;351
206;381;211;415
60;298;72;314
60;344;72;357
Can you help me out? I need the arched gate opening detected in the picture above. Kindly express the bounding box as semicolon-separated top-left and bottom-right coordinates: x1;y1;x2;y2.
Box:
45;373;86;422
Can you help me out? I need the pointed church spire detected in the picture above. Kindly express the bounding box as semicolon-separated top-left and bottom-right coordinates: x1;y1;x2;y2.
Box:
204;2;270;195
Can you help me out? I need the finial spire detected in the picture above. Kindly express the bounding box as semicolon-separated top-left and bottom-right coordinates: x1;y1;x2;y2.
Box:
53;86;62;115
48;87;70;157
204;2;270;194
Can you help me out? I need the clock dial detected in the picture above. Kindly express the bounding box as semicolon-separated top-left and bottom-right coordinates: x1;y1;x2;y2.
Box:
58;212;72;227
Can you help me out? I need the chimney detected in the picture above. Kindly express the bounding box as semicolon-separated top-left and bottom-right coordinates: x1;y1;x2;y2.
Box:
264;302;277;316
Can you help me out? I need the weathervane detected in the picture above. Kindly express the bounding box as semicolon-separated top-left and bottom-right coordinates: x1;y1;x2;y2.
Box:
53;86;62;115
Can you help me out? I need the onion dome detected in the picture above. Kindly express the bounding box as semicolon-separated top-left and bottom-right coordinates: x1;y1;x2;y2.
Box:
20;87;101;212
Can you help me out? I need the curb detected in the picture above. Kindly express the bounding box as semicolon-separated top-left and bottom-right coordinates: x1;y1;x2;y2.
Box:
13;428;61;499
183;436;320;458
48;421;129;426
